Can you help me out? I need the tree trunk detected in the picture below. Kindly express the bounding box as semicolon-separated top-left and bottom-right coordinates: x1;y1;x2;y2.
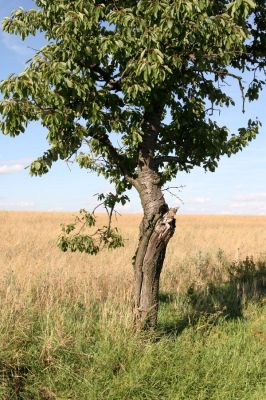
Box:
133;208;177;328
133;168;177;328
131;102;176;328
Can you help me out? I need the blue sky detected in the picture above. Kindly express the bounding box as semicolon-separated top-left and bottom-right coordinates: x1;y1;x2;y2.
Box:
0;0;266;214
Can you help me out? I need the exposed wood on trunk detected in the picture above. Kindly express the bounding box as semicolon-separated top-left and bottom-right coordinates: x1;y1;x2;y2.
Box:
132;100;177;328
133;207;177;328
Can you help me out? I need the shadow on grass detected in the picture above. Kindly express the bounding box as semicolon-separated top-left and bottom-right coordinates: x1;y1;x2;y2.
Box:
158;257;266;335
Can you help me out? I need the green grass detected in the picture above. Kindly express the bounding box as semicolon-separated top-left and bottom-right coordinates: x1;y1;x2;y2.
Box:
0;295;265;400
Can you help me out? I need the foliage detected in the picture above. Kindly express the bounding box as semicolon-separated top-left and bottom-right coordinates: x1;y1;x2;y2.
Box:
58;192;128;254
0;0;265;190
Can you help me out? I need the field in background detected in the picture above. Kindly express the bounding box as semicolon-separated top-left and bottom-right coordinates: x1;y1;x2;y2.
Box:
0;212;265;399
1;212;266;296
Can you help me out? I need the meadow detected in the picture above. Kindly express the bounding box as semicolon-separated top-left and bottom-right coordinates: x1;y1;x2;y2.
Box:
0;212;265;399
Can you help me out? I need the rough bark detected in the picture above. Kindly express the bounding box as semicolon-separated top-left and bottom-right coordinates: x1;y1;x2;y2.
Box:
132;159;177;328
133;205;177;328
131;100;177;328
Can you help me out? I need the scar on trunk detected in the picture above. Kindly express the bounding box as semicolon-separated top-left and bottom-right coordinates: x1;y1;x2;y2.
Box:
133;208;178;328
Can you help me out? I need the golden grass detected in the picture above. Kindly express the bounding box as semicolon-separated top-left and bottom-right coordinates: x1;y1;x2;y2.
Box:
1;212;265;399
1;211;266;306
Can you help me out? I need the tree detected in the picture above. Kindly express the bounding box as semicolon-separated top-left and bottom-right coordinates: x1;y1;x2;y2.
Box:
1;0;265;328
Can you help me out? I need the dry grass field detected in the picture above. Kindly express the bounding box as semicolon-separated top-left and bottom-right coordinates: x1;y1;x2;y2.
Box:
0;211;265;399
1;211;266;302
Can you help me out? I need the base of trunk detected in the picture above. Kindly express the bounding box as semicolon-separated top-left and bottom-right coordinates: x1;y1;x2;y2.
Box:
133;208;177;328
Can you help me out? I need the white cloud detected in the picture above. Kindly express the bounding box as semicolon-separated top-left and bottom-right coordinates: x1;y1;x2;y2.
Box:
189;196;211;204
228;204;266;215
17;201;35;208
1;31;33;57
233;193;266;202
226;192;266;215
0;163;25;174
0;200;35;209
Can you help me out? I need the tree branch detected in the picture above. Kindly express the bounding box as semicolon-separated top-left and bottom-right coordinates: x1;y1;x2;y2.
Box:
87;131;135;184
194;68;246;112
88;63;122;91
155;155;188;166
214;69;245;113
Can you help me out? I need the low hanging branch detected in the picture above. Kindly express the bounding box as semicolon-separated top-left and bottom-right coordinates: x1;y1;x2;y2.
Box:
58;192;129;254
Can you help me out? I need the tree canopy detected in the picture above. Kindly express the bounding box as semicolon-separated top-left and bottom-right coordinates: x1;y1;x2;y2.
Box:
1;0;265;192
